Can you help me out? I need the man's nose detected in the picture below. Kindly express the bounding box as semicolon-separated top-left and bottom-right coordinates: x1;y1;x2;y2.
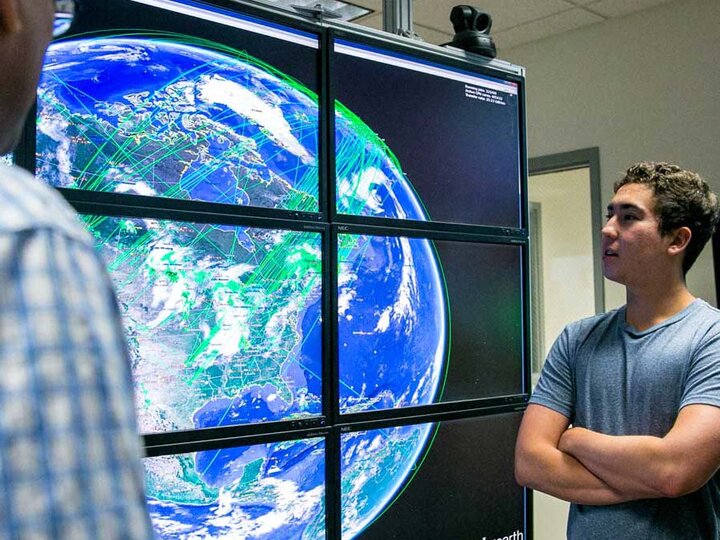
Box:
601;217;618;239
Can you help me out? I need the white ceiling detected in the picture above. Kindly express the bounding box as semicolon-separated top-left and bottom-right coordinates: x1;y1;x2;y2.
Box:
346;0;679;50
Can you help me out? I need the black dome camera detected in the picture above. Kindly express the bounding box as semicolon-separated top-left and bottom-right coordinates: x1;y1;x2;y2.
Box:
446;5;496;59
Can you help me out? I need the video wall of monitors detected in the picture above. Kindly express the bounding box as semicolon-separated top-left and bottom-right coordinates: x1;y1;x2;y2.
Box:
24;0;530;538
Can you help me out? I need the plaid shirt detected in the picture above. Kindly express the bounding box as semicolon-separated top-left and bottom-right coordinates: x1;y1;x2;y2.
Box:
0;164;155;539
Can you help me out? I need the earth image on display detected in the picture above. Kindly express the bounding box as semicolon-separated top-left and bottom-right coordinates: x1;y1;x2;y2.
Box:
37;33;447;539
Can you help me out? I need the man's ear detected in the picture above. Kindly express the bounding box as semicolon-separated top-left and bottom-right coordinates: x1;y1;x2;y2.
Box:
0;0;22;35
668;226;692;256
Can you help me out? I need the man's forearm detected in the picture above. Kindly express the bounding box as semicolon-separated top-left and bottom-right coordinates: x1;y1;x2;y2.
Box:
559;428;681;499
515;404;633;505
515;440;631;505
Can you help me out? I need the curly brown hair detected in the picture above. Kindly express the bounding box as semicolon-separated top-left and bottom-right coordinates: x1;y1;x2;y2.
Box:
614;162;720;275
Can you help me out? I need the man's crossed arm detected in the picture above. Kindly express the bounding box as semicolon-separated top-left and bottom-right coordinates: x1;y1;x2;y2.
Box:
514;403;720;505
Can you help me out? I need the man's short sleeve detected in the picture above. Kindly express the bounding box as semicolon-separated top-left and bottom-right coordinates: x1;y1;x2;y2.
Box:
681;321;720;410
530;326;575;420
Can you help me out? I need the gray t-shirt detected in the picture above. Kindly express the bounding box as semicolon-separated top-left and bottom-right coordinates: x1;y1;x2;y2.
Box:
531;299;720;539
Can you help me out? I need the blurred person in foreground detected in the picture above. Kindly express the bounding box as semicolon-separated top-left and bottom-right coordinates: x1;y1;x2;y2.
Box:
515;161;720;539
0;0;154;537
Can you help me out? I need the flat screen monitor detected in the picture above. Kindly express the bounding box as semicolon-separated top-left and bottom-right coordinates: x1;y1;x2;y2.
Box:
37;0;321;213
145;434;327;538
337;231;524;414
340;412;525;539
333;38;522;228
81;213;323;433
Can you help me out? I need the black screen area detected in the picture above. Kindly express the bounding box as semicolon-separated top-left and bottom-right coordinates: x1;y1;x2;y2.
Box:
333;40;521;228
341;412;525;539
337;233;523;414
437;239;524;401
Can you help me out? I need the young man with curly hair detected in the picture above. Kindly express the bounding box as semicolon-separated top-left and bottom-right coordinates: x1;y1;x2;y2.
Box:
516;161;720;539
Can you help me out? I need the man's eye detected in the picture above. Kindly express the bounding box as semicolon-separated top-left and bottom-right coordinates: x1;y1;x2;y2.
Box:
622;215;638;221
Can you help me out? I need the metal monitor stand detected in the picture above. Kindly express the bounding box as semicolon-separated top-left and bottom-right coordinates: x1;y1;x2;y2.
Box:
383;0;420;39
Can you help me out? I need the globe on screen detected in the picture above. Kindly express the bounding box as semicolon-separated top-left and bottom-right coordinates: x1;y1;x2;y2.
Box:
37;34;447;539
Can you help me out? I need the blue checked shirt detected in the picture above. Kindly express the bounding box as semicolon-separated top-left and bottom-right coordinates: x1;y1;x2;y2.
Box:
0;164;155;539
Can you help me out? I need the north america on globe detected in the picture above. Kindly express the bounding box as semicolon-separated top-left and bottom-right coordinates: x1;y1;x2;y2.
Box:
37;31;447;540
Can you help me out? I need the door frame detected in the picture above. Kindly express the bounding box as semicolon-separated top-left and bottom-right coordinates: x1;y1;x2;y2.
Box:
529;147;605;315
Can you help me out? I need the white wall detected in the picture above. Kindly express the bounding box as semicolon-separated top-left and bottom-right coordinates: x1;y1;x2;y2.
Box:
529;168;596;353
503;0;720;309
